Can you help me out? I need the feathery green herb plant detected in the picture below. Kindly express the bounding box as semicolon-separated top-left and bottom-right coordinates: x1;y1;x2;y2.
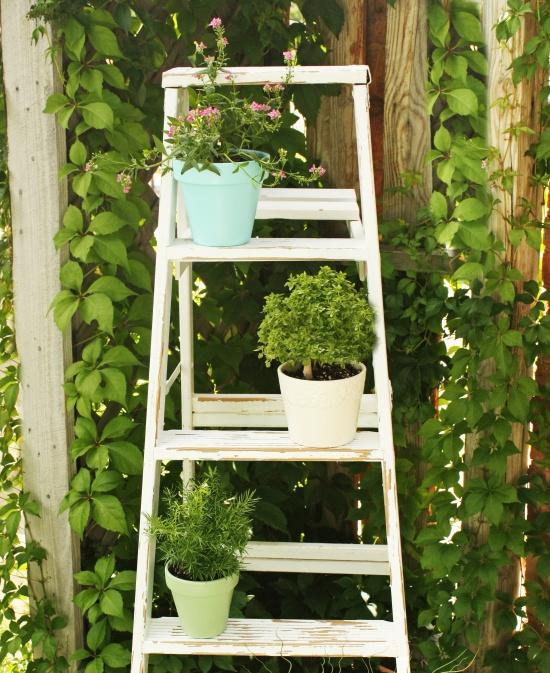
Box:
148;468;257;582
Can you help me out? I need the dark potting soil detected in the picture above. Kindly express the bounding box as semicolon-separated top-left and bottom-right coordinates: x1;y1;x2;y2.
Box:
286;363;360;381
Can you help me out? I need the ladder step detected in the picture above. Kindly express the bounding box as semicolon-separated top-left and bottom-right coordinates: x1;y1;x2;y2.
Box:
244;541;390;575
191;392;378;429
165;238;368;263
256;188;360;220
143;617;408;657
154;429;383;462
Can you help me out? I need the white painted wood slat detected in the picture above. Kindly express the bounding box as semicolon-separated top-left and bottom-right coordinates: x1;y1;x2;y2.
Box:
192;393;378;428
154;429;382;462
143;617;407;657
162;65;370;88
244;541;390;575
167;238;369;262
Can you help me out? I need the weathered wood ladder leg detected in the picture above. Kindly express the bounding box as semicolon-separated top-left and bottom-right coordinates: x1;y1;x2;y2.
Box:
352;82;411;673
131;88;180;673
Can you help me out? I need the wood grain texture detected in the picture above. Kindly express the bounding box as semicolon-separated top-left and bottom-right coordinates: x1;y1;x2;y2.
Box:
383;0;431;221
0;3;81;662
191;392;378;428
463;5;545;668
307;0;367;196
144;617;408;657
154;429;383;462
163;66;369;87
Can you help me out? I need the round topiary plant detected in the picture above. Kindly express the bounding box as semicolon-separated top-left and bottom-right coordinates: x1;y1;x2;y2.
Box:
257;266;376;380
148;467;257;582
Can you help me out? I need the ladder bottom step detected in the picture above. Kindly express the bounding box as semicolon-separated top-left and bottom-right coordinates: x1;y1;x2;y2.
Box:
143;618;408;657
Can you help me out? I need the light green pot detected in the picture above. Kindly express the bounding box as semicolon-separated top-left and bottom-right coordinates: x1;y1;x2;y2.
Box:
165;565;238;638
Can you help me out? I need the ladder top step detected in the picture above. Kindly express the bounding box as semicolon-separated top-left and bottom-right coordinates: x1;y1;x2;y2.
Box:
164;238;369;263
153;429;382;462
162;65;370;88
143;617;408;657
256;188;360;221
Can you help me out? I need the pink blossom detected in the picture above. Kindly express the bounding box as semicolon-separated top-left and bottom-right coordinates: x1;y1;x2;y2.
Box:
209;17;222;29
167;125;176;137
204;55;215;64
84;161;93;172
271;170;287;179
123;184;131;194
250;101;271;112
195;41;207;52
218;36;228;46
264;83;284;93
186;110;197;122
116;173;123;183
283;49;295;63
267;109;281;120
198;106;220;117
309;164;327;177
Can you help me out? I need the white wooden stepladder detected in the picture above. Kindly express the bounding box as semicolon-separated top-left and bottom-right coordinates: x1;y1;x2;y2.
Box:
131;65;410;673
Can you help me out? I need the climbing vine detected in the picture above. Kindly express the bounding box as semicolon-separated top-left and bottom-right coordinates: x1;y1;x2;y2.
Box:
3;1;548;673
415;1;550;671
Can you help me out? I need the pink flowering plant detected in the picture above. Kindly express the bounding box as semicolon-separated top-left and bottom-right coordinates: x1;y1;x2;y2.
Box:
160;19;325;183
97;19;325;192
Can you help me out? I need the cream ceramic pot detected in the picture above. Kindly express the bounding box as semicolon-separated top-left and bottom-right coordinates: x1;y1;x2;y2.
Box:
277;362;366;448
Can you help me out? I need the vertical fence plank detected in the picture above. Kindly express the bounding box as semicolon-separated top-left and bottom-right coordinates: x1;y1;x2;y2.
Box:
1;2;81;661
307;0;367;199
463;3;545;668
383;0;431;221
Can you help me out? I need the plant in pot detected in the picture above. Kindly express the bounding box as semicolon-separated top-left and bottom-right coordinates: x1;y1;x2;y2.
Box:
147;467;257;638
116;19;325;247
257;266;376;448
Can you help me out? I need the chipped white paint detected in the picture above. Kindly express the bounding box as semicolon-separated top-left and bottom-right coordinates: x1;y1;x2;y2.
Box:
131;67;410;673
162;65;370;88
192;392;378;428
167;237;369;262
154;429;383;462
353;84;410;673
143;617;408;657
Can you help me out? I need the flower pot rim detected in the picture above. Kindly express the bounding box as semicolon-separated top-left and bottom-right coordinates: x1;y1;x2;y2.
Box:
172;149;269;172
277;361;366;382
165;563;239;587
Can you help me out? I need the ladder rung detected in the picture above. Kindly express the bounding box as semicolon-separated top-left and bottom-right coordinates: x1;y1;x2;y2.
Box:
256;188;360;220
165;238;369;263
143;617;407;657
192;392;378;429
153;429;382;462
162;65;370;88
244;541;390;575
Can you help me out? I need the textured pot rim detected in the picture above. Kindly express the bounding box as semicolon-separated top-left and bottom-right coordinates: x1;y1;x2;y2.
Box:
165;564;239;589
172;150;269;171
277;361;366;384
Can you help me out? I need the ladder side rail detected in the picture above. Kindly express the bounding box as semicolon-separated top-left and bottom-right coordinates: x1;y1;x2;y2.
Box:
175;87;195;485
162;65;369;88
352;83;411;672
131;87;180;673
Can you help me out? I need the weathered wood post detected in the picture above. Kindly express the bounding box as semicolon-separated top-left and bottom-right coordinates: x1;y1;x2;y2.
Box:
462;2;545;668
1;0;81;661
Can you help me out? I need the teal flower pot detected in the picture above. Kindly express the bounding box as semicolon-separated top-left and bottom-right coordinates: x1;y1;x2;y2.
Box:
172;152;268;247
165;565;238;638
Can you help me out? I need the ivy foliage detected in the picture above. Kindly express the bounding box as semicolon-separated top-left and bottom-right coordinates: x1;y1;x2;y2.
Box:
414;2;550;672
3;1;548;673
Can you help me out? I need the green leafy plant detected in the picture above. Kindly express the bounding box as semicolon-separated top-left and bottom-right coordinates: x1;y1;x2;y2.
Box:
257;266;376;380
148;468;257;582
